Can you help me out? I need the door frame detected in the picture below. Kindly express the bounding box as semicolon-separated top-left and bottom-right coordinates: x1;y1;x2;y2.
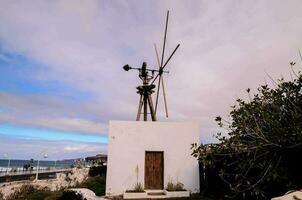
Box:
144;151;164;189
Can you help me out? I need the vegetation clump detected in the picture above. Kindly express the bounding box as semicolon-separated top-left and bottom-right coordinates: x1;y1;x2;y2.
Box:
1;175;106;200
4;184;64;200
88;166;107;177
78;175;106;196
57;190;86;200
126;182;145;193
133;182;144;192
166;181;186;191
58;190;87;200
192;70;302;199
6;184;37;200
126;165;145;193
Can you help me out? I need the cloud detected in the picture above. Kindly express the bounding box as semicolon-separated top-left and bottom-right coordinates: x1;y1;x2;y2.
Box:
0;135;107;160
0;0;302;150
0;92;108;134
64;144;100;153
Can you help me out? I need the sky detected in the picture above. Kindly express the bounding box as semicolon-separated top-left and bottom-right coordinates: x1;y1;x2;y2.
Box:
0;0;302;160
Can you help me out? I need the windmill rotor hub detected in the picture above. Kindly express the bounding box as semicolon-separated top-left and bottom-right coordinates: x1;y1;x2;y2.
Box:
136;84;155;94
159;68;163;75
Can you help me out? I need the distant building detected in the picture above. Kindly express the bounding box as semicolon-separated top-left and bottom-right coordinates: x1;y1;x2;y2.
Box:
85;154;107;166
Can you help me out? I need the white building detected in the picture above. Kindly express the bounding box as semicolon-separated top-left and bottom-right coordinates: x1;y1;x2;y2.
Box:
106;121;200;196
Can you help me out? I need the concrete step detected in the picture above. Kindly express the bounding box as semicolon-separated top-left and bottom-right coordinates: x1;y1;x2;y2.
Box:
147;192;166;196
147;194;167;199
145;190;164;193
145;190;167;199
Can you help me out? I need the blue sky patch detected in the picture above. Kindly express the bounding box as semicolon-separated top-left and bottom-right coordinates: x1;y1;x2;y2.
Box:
0;49;94;102
0;124;108;144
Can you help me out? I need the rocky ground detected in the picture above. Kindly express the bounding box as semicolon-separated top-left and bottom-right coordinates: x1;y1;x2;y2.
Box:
0;167;90;199
71;188;105;200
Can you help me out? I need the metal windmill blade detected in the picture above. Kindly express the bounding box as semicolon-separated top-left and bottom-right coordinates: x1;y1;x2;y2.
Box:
154;43;169;118
152;42;180;115
154;10;169;115
154;10;180;117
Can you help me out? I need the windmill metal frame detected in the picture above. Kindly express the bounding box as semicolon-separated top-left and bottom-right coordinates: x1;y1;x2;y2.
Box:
123;10;180;121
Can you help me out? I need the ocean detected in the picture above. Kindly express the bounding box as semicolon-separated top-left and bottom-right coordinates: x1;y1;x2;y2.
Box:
0;159;75;173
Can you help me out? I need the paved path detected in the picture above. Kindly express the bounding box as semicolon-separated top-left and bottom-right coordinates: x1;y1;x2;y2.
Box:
0;168;71;177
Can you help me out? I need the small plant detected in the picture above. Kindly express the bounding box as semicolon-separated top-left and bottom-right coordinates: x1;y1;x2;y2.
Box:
167;181;174;191
134;165;143;192
166;181;186;191
126;182;145;193
125;165;145;193
135;165;139;183
175;182;185;191
134;182;144;192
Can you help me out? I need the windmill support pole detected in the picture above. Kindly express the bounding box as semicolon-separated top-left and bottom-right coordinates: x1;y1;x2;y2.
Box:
136;94;143;121
143;92;148;121
147;94;157;121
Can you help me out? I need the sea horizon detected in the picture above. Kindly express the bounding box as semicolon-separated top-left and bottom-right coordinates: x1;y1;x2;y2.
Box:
0;158;76;170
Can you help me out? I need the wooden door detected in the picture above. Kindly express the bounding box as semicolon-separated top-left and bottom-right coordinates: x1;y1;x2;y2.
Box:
145;151;164;189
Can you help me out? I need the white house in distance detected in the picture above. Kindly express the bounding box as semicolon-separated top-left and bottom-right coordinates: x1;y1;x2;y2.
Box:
105;120;200;197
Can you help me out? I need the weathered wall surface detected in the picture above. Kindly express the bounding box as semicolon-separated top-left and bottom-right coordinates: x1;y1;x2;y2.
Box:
106;121;200;196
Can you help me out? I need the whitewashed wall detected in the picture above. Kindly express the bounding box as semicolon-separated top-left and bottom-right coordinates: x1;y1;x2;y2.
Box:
106;121;200;196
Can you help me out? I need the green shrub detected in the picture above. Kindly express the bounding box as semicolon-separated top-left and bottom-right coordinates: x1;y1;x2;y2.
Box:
58;191;86;200
23;191;52;200
88;166;106;177
44;191;64;200
192;72;302;199
78;175;106;196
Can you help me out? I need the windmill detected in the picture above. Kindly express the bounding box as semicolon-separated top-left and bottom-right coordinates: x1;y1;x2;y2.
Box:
123;10;180;121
